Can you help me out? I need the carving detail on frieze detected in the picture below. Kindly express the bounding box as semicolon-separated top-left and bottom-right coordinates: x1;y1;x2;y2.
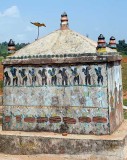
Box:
4;64;106;87
95;67;103;85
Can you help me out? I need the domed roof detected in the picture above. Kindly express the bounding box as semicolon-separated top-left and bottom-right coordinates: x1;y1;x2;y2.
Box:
12;29;115;58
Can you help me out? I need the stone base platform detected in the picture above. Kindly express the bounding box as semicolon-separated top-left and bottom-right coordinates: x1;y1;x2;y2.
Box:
0;121;127;160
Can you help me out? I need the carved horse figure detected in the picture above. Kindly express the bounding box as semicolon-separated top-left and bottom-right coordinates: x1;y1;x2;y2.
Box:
19;69;27;85
95;67;103;85
4;71;11;86
10;67;18;86
59;68;68;85
82;66;91;85
38;68;47;85
29;68;36;86
48;68;57;85
71;68;79;85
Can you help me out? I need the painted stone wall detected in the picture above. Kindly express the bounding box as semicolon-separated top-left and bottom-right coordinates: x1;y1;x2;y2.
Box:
107;61;124;133
3;63;110;134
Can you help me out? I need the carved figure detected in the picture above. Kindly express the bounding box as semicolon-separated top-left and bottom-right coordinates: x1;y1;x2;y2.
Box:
95;67;103;85
82;66;91;85
10;67;18;86
59;68;68;85
19;69;27;85
38;68;47;85
29;68;36;86
48;68;57;85
71;68;79;85
4;71;11;86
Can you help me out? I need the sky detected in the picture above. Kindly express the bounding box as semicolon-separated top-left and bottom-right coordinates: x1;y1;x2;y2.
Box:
0;0;127;43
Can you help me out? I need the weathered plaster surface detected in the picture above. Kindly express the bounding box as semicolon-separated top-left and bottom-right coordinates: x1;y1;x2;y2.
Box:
3;63;110;134
3;86;108;107
107;61;124;133
2;60;123;135
2;106;109;134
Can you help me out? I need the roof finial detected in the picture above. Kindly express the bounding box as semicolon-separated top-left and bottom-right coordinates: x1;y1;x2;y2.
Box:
60;12;69;30
109;36;117;51
8;39;16;55
96;34;107;53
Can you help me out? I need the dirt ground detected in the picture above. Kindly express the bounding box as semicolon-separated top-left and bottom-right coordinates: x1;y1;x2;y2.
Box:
0;154;124;160
122;57;127;63
0;154;95;160
123;91;127;99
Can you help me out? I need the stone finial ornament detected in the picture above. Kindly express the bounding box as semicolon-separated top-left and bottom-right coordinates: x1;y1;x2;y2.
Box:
60;12;69;30
8;39;16;55
96;34;106;53
109;36;117;51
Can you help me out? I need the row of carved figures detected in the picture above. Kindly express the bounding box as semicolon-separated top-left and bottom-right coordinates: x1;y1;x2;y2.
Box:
4;66;104;86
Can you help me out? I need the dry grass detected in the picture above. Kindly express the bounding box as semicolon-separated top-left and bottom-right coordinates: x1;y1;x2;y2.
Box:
122;62;127;92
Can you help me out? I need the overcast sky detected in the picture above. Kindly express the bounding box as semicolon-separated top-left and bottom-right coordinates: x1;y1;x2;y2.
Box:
0;0;127;43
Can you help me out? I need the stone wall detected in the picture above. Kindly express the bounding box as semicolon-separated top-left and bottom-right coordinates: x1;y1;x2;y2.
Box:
3;63;109;134
2;61;123;134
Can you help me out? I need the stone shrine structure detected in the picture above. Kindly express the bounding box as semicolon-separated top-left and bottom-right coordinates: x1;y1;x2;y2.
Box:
2;13;123;135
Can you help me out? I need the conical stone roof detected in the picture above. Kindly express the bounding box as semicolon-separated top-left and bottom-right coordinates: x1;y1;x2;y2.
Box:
12;29;115;58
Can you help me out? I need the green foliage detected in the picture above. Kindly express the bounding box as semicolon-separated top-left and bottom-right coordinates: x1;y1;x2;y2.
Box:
15;43;29;50
0;57;4;62
0;80;3;90
0;41;8;58
123;99;127;106
122;62;127;91
0;41;29;58
124;110;127;119
117;40;127;55
0;80;3;95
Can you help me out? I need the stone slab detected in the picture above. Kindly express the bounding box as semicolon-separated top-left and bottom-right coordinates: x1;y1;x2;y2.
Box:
0;153;125;160
3;55;122;65
0;120;127;160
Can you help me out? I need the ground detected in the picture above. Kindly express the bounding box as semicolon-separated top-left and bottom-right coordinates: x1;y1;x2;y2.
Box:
0;154;90;160
0;154;123;160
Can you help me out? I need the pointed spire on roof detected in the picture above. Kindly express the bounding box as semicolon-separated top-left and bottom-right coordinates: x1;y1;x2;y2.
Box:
60;12;69;30
109;36;117;51
8;39;16;55
8;39;15;46
96;34;106;53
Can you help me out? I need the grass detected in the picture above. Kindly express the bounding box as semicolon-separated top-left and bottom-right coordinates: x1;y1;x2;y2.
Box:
124;110;127;119
0;80;3;94
122;62;127;92
0;57;4;63
122;56;127;119
123;99;127;106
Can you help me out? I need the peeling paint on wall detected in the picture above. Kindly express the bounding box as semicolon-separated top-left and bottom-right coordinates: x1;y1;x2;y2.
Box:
2;62;123;135
3;106;109;135
107;61;123;132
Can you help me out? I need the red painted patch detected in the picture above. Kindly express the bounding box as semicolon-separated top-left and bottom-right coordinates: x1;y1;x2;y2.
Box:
5;116;11;123
92;117;107;123
16;116;22;123
24;117;35;123
49;116;61;123
37;117;48;123
78;117;91;123
63;117;76;124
